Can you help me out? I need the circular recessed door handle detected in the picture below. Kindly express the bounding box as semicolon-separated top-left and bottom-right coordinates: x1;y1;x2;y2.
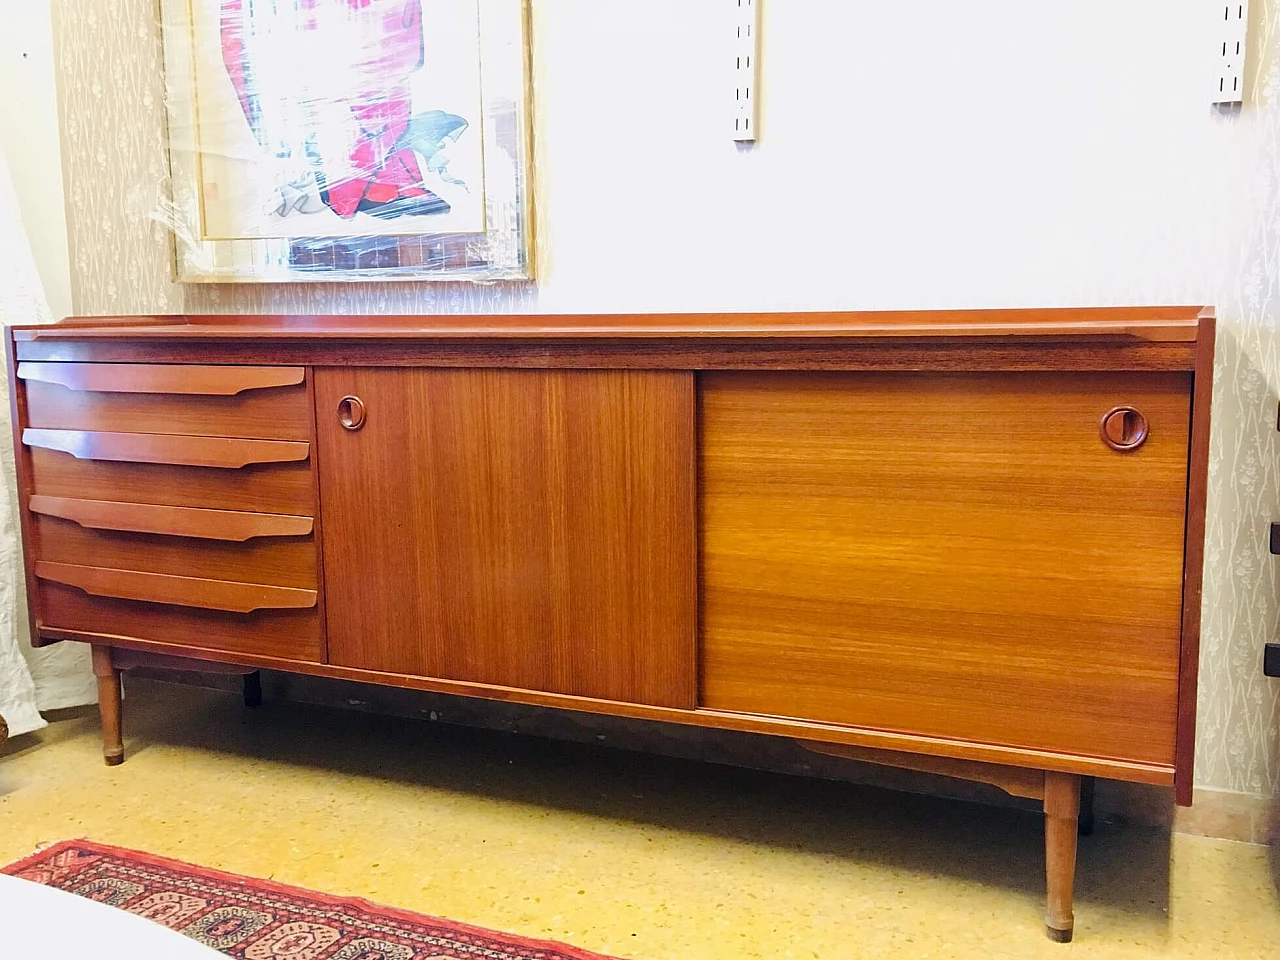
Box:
337;395;366;431
1099;406;1148;452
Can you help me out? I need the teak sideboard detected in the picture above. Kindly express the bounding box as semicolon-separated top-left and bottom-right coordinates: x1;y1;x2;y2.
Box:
6;308;1215;942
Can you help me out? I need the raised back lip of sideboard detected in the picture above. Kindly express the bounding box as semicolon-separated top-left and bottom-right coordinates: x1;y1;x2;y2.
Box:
8;305;1211;340
7;308;1212;376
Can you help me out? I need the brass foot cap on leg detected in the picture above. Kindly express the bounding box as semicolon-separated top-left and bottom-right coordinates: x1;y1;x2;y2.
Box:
103;753;124;767
1046;924;1073;943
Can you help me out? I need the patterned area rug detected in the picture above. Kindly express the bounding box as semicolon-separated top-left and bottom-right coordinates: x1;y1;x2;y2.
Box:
4;840;616;959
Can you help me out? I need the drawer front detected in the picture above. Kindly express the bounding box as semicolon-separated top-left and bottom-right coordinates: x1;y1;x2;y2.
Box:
37;580;322;662
20;363;309;440
700;371;1192;766
35;562;315;612
22;429;309;468
31;510;316;589
28;448;315;515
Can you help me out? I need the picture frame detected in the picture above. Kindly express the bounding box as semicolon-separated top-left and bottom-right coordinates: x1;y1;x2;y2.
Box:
159;0;535;283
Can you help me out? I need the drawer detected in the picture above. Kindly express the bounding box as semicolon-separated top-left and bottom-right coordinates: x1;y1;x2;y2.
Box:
19;363;309;440
22;429;309;468
37;578;322;662
35;561;315;611
30;501;316;590
28;447;314;514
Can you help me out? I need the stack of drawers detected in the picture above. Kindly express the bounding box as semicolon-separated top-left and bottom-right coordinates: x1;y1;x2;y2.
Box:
17;362;323;662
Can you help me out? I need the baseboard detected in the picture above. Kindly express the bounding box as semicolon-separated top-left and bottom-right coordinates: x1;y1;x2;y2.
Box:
1175;788;1275;843
124;667;1273;844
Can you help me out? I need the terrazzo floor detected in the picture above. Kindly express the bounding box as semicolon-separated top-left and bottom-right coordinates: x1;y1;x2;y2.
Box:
1;678;1278;959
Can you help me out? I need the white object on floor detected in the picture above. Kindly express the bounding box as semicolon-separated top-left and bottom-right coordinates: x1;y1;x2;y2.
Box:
0;149;48;738
0;874;222;958
0;149;96;735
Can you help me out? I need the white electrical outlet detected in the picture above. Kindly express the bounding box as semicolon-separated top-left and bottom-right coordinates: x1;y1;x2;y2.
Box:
733;0;760;141
1212;1;1250;104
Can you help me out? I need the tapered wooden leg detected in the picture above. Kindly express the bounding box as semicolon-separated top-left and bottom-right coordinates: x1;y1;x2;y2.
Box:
243;671;263;708
90;645;124;766
1044;771;1081;942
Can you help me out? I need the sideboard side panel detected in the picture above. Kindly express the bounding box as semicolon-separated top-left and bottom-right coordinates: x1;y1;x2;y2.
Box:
6;331;43;647
1173;314;1217;805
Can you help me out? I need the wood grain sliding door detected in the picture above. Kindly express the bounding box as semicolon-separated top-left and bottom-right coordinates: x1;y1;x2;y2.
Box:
700;371;1192;765
315;368;696;708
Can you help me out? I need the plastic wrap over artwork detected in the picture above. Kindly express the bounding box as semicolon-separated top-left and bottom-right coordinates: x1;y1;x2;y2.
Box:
158;0;534;282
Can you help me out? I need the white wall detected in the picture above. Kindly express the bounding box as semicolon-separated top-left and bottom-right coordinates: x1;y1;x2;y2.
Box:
0;0;95;716
0;0;72;320
530;1;1253;314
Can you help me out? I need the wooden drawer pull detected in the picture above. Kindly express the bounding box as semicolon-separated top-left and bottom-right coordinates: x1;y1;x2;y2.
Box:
17;362;304;396
337;395;366;430
34;561;317;613
28;496;313;541
1099;407;1149;452
23;429;310;468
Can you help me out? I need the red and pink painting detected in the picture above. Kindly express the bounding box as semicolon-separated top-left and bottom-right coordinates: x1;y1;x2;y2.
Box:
186;0;485;240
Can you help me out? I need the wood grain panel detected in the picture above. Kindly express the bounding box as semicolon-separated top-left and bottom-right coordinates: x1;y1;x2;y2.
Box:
28;448;314;514
12;337;1199;373
35;561;316;612
1173;316;1217;805
28;496;312;541
7;331;43;648
314;368;696;708
23;376;309;440
23;429;309;467
17;362;304;394
700;371;1192;766
31;515;316;589
10;307;1207;340
37;582;322;662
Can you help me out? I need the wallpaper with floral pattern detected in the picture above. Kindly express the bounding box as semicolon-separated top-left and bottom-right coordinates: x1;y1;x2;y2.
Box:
49;1;1280;796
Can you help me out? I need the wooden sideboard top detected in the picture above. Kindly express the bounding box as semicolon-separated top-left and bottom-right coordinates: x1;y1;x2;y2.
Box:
11;306;1213;343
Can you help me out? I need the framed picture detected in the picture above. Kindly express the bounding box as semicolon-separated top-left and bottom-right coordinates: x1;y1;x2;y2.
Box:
160;0;534;282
